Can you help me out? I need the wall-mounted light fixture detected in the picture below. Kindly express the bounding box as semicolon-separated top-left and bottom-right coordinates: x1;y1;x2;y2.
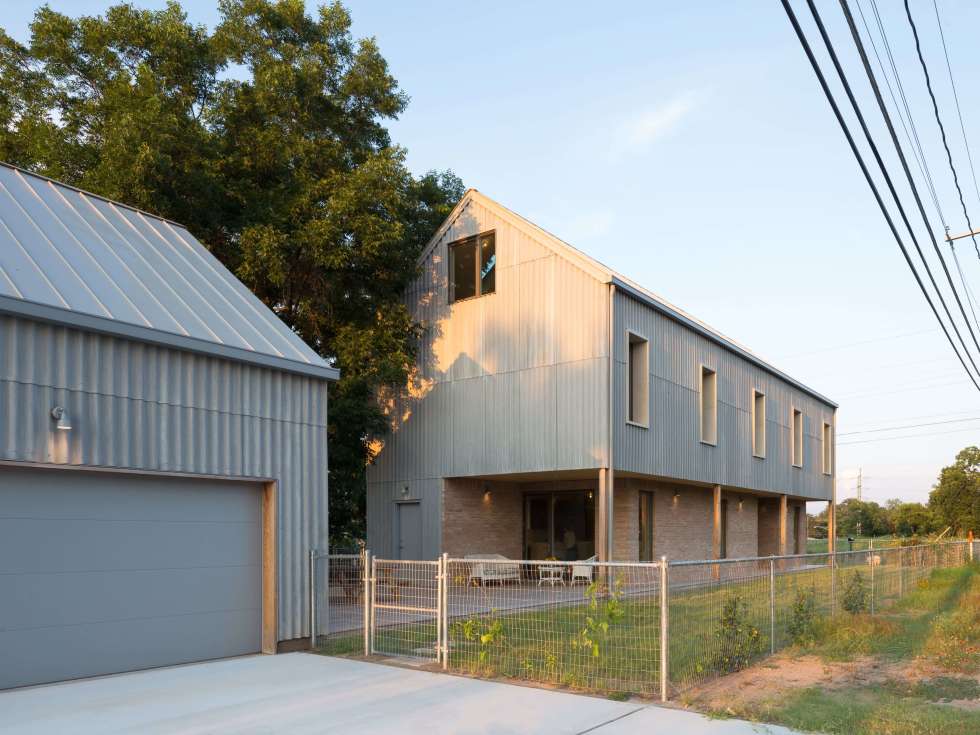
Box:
483;483;491;502
401;484;410;498
50;406;71;431
672;491;680;506
738;498;744;511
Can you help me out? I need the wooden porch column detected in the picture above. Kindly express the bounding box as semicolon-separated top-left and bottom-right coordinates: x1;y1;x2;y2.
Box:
711;485;722;559
827;499;836;554
778;494;788;557
597;468;614;561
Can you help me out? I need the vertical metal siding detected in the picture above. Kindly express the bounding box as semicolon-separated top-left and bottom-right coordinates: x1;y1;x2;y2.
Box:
366;198;610;553
0;314;329;641
613;291;834;500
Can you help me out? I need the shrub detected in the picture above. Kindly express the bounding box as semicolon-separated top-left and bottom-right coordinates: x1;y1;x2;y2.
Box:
453;611;503;665
572;577;625;658
712;593;764;673
841;571;868;614
788;586;819;647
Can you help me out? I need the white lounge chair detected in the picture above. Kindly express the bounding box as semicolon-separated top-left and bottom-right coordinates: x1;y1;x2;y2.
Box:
571;556;597;585
465;554;521;586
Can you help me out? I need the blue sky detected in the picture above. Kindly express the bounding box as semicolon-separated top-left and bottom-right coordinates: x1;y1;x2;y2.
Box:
7;1;980;505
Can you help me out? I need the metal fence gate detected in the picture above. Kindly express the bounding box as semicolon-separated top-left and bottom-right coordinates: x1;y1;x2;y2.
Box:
369;556;444;662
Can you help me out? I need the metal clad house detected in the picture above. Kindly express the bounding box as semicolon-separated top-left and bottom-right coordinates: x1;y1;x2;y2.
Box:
0;164;337;690
367;190;836;563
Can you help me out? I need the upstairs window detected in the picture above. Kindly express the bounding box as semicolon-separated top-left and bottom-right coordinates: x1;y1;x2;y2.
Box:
450;231;496;302
792;408;804;468
627;333;649;426
752;390;766;458
700;366;717;445
822;422;833;475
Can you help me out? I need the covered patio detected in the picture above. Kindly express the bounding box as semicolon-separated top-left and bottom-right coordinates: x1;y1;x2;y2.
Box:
441;473;816;564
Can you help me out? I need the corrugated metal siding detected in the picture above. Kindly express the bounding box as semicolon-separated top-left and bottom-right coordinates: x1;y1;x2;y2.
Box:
613;290;834;500
0;163;326;368
0;314;329;640
366;479;443;559
366;198;609;553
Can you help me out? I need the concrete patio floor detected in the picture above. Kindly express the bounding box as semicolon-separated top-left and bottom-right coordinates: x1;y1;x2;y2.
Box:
0;653;802;734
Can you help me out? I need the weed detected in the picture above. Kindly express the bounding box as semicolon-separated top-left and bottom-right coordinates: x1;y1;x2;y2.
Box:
712;594;764;673
788;586;819;647
841;571;868;614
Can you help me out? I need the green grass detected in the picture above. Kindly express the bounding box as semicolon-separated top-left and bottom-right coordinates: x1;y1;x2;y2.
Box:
718;565;980;735
757;685;980;735
807;536;904;554
314;557;978;704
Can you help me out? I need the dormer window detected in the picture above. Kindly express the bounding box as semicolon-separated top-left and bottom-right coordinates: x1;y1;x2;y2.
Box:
450;231;496;302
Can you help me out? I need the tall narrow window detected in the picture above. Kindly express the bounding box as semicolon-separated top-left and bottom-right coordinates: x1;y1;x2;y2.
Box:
638;490;655;561
752;390;766;458
449;231;495;302
822;422;833;475
627;333;649;426
700;366;717;445
792;408;804;468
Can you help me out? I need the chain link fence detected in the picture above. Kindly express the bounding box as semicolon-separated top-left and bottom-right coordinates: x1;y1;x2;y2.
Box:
313;540;978;699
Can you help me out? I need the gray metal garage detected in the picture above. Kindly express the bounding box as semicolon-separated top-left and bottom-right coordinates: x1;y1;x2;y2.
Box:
0;163;338;689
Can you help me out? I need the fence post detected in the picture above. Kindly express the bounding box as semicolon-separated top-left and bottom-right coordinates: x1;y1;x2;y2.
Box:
899;545;904;599
766;556;774;655
441;552;449;670
869;540;875;616
309;549;317;650
363;550;372;657
830;548;837;616
659;556;669;703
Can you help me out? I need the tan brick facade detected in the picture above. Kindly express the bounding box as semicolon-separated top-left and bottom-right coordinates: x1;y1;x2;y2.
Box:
442;475;807;563
442;478;523;559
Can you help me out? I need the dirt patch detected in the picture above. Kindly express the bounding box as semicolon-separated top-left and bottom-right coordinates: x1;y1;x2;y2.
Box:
685;653;910;712
686;652;980;715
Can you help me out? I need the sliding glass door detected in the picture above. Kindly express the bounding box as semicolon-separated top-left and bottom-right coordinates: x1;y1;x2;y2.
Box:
524;490;595;560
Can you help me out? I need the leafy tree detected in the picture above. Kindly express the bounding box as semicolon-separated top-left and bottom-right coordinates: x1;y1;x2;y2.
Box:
929;446;980;536
0;1;463;542
890;502;937;537
835;498;890;537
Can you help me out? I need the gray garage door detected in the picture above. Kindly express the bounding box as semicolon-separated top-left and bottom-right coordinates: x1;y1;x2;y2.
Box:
0;467;263;689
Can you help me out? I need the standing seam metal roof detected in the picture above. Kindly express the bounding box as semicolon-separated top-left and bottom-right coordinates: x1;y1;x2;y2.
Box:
0;163;337;380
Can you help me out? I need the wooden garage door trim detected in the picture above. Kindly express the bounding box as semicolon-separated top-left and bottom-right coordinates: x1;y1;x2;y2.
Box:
0;460;278;655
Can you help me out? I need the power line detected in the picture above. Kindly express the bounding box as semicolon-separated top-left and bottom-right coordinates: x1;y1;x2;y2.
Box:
904;0;980;262
805;0;980;387
774;327;936;360
838;415;980;436
832;0;980;380
860;0;946;229
838;424;980;445
931;0;980;215
843;408;980;428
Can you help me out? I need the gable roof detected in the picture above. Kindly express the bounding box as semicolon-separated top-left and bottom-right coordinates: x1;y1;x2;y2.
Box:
0;163;337;380
423;189;836;408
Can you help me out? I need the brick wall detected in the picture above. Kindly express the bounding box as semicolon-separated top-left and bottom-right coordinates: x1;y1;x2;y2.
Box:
724;493;758;559
441;478;522;558
614;481;760;562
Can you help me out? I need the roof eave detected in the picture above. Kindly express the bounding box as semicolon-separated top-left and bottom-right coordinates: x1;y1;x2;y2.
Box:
610;277;838;409
0;295;340;382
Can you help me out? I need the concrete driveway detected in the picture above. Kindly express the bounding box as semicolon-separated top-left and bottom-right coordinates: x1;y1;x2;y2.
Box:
0;653;801;734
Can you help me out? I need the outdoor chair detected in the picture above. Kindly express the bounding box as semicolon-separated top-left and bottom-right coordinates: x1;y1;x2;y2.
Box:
465;554;521;586
570;555;597;585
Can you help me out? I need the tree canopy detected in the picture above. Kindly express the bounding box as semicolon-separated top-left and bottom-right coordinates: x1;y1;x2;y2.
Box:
929;446;980;536
0;0;463;544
